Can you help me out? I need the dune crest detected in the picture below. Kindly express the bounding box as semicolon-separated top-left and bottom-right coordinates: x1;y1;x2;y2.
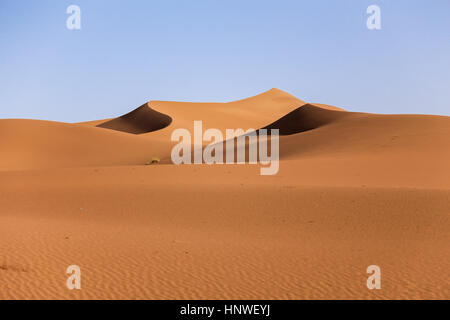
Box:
262;103;350;135
86;88;306;136
98;103;172;134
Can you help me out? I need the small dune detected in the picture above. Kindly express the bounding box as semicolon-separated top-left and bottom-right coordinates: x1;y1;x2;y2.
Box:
97;103;172;134
262;103;350;135
0;119;170;170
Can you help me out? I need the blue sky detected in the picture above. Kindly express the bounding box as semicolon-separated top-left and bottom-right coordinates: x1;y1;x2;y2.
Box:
1;0;449;122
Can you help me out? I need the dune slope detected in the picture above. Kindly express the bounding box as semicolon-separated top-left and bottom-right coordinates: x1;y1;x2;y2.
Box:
97;103;172;134
0;119;169;171
85;88;306;137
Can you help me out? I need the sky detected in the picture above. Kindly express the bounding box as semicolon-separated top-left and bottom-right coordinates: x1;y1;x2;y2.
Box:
0;0;449;122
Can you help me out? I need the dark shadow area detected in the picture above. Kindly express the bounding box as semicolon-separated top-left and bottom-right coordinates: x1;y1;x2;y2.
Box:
262;103;349;135
97;103;172;134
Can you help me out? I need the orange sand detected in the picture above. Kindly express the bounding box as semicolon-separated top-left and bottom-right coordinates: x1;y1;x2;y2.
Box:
0;89;448;299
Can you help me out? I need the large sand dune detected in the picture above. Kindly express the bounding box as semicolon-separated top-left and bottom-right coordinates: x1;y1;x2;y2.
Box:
0;89;449;299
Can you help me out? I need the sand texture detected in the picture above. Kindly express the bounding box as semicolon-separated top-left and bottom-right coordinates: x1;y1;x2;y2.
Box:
0;89;449;299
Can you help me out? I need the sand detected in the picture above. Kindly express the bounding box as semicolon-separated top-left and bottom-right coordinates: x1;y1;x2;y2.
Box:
0;89;449;299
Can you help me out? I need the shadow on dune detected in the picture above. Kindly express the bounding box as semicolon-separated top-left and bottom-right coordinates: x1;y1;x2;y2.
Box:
262;103;349;135
97;103;172;134
187;104;351;163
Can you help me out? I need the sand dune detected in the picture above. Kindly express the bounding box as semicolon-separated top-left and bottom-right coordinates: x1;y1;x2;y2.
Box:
263;103;351;135
0;119;170;171
97;103;172;134
84;88;305;138
0;88;449;299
